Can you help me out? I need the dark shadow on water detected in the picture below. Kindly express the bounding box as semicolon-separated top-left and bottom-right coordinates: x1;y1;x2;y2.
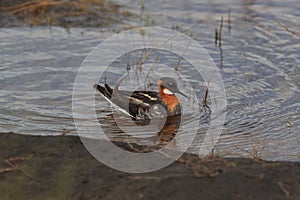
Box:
98;114;182;153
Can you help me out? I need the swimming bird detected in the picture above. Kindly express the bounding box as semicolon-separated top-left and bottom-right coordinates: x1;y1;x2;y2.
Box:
94;77;187;119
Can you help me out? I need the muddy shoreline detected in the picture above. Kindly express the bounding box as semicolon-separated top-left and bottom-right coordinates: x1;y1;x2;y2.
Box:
0;0;132;27
0;133;299;199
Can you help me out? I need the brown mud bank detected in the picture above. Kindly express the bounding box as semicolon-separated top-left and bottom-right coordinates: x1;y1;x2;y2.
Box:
0;133;299;200
0;0;132;27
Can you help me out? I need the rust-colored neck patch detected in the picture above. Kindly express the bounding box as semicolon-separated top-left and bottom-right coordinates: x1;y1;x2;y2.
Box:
158;80;179;112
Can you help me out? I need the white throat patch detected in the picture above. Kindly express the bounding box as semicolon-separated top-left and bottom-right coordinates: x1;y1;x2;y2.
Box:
163;88;174;95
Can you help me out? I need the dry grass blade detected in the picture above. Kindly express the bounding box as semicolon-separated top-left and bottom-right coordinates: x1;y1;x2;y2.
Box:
3;0;69;15
215;28;219;45
0;0;114;27
0;167;18;174
138;22;201;67
6;154;33;162
277;181;291;199
177;153;235;178
0;155;34;178
215;16;224;46
219;16;223;46
228;8;231;33
174;40;192;71
201;87;211;113
0;1;37;11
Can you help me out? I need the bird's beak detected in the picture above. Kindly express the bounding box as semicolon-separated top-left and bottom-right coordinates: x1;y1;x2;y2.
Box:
177;91;188;98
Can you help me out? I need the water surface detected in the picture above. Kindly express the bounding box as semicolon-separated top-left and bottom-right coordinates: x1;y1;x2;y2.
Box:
1;0;299;161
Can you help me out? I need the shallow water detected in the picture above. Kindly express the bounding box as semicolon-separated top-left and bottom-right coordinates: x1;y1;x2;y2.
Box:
1;0;299;161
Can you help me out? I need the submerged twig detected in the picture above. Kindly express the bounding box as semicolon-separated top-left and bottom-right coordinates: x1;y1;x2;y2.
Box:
275;19;299;38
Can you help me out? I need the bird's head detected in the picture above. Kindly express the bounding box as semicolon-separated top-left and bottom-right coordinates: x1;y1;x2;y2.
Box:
158;77;187;98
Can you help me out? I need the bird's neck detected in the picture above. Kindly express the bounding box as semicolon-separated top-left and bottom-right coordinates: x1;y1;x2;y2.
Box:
158;85;179;112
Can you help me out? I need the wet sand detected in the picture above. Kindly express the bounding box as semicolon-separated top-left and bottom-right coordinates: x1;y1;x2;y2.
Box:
0;133;299;200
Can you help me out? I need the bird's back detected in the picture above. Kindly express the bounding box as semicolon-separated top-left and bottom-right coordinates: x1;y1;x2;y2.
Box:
94;84;181;118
